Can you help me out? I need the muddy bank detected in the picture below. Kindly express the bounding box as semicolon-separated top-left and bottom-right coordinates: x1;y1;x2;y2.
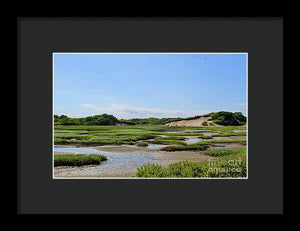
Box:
54;165;137;178
93;145;149;153
153;150;213;166
208;143;245;150
211;136;246;141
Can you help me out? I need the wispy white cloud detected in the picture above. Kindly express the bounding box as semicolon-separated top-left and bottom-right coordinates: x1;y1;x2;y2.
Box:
80;103;209;119
236;102;246;106
81;104;98;109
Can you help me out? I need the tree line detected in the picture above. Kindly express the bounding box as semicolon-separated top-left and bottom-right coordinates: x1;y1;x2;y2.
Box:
54;111;246;126
54;114;119;126
206;111;246;126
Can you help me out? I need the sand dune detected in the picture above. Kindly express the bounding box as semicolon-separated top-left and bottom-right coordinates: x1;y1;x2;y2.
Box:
164;117;216;127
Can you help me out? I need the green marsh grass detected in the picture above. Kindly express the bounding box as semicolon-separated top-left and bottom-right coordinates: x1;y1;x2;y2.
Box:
137;142;148;147
160;139;246;151
203;147;246;157
54;125;247;146
161;143;207;151
54;154;107;167
136;147;246;178
198;134;213;139
198;139;247;145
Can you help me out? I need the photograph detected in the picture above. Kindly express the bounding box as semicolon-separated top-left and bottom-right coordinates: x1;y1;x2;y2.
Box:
53;53;248;179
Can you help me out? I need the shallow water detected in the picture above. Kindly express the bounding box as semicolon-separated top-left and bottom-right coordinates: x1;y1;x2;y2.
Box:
53;143;242;177
54;146;103;154
201;132;218;136
186;138;201;145
234;129;246;133
147;144;160;149
210;145;233;149
54;146;160;176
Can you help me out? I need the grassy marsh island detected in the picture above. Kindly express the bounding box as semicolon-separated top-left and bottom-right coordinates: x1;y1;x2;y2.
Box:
54;154;107;167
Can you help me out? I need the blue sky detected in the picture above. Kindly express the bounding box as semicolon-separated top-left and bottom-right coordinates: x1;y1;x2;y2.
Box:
54;53;247;119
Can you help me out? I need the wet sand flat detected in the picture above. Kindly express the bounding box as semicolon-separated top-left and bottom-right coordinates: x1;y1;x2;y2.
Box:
53;147;213;178
207;143;245;150
93;145;149;153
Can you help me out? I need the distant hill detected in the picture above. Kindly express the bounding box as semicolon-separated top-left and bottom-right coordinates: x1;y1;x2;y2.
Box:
54;111;246;126
165;111;246;127
165;116;213;127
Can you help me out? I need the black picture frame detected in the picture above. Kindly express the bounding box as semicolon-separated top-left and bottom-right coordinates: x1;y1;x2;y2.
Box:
17;17;284;214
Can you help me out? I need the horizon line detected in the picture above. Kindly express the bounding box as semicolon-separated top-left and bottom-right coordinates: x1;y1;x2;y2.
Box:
53;110;246;120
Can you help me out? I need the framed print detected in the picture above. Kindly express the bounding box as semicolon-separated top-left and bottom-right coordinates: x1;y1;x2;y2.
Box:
17;17;283;214
52;52;248;179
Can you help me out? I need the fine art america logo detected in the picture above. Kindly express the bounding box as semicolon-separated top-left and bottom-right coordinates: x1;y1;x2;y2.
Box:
206;158;243;174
